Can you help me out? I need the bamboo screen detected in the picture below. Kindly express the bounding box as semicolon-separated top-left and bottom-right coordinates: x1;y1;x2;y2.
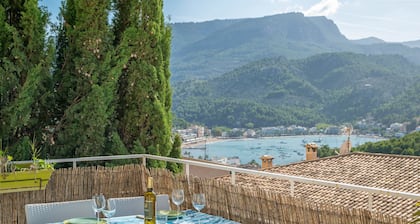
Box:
0;164;409;224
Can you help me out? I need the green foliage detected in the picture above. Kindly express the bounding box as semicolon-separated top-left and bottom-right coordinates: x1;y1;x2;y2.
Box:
372;80;420;125
35;158;54;170
353;131;420;156
1;0;180;171
173;52;420;128
27;137;55;170
411;201;420;224
132;140;146;154
166;134;183;172
114;0;178;169
172;116;190;129
0;144;13;162
1;138;54;172
211;126;230;136
0;0;53;160
105;131;129;155
245;122;254;129
316;123;330;130
317;145;338;158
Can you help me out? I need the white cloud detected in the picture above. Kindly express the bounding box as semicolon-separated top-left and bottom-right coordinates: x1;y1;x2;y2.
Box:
304;0;341;16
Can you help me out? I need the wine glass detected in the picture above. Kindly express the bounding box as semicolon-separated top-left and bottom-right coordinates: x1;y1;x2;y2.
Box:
102;199;116;223
92;194;106;223
192;193;206;224
171;189;184;223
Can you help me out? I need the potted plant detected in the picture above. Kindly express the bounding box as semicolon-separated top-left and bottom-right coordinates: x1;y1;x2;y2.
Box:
0;139;54;194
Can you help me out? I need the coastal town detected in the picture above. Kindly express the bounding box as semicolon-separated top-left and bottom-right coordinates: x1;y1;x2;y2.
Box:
176;119;419;168
177;119;418;145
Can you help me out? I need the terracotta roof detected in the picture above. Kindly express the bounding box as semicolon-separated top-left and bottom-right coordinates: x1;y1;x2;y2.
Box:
215;152;420;220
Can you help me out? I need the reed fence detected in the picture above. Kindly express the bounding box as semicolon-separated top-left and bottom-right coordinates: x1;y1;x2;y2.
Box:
0;164;409;224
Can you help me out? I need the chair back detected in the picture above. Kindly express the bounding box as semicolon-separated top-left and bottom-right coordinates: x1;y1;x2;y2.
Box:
108;196;145;217
25;199;94;224
156;194;170;211
108;194;170;217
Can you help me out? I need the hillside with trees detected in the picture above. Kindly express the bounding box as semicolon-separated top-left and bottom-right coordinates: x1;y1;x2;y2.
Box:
172;52;420;128
353;131;420;156
372;80;420;125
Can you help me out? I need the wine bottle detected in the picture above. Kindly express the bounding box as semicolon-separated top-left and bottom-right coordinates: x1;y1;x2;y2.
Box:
144;176;156;224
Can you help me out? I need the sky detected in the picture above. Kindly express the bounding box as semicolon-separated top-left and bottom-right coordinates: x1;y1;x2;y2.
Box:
40;0;420;42
163;0;420;42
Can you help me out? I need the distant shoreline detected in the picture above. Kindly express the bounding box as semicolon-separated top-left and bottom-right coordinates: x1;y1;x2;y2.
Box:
181;137;230;148
181;134;386;149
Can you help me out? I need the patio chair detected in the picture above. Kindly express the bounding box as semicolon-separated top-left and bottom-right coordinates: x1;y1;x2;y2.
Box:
156;194;170;211
25;199;94;224
108;194;170;217
108;196;145;217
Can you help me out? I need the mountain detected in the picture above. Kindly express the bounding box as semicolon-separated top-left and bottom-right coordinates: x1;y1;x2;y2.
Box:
170;13;348;81
402;40;420;48
170;13;420;82
351;37;385;45
172;52;420;128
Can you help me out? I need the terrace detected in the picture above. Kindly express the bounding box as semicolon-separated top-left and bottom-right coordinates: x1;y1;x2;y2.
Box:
1;153;419;223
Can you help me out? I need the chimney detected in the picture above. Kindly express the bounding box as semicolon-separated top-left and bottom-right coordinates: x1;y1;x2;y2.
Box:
339;138;352;154
260;155;274;169
305;143;318;161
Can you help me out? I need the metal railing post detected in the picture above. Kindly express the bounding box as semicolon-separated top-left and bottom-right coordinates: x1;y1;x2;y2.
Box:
289;180;295;197
142;156;146;166
368;193;373;211
72;160;76;169
231;171;236;185
186;163;190;184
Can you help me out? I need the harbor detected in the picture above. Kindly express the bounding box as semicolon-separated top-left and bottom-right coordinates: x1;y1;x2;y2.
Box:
182;135;385;166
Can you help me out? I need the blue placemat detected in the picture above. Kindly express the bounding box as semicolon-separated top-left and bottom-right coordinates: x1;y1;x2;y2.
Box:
52;211;240;224
169;210;240;224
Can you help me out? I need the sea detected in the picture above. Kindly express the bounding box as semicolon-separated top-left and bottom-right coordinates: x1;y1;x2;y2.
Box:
182;135;385;166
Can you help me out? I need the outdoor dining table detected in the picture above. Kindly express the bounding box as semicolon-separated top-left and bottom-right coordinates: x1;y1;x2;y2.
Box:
49;210;240;224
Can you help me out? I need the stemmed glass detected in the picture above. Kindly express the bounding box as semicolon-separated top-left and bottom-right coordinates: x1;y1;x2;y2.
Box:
102;199;116;223
171;189;184;223
192;193;206;224
92;194;106;223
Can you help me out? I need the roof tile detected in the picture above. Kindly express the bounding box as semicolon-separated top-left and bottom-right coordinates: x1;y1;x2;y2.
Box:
216;152;420;219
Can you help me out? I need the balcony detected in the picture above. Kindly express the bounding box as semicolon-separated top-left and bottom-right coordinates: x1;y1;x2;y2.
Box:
1;154;419;223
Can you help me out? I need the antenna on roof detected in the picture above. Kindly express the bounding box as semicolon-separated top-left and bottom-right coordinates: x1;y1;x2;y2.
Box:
339;125;352;155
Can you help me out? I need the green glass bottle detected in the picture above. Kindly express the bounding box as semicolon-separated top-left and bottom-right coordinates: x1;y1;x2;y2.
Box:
144;177;156;224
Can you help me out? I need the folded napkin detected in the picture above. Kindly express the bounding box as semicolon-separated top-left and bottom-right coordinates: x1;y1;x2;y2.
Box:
63;218;106;224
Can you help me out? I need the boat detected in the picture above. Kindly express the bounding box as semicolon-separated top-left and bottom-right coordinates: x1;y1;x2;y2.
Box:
313;138;322;143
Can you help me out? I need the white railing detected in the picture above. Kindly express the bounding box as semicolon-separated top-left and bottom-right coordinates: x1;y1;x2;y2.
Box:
15;154;420;211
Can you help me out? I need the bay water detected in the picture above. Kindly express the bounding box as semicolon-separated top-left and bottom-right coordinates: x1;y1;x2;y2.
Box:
182;135;385;166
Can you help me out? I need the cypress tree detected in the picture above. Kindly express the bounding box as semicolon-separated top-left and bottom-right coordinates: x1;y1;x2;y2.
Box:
50;0;116;158
0;0;53;160
113;0;181;169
